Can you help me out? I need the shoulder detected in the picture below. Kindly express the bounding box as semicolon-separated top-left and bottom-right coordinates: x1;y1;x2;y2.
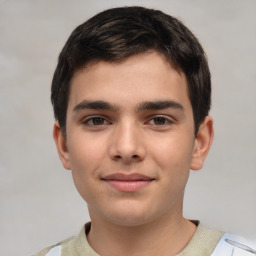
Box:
195;223;256;256
179;222;256;256
31;236;75;256
212;233;256;256
31;222;98;256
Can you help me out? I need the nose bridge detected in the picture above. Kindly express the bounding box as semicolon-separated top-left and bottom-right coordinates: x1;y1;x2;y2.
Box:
110;117;145;162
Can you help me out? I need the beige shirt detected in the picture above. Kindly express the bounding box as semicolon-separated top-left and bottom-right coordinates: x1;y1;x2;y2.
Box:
33;222;224;256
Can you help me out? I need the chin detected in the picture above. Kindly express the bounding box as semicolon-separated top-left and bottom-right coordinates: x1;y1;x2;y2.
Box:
102;203;160;227
109;214;151;227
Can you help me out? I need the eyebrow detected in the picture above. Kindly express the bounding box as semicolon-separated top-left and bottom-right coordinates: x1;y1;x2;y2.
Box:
73;100;117;112
137;100;184;111
73;100;184;113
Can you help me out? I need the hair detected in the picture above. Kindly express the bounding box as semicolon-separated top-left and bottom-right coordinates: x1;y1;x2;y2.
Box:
51;6;211;136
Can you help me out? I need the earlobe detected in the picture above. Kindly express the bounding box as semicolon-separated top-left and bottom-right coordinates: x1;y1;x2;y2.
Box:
190;116;214;170
53;121;71;170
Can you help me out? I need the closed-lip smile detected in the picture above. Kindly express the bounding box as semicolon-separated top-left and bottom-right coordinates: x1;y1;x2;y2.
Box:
102;173;155;192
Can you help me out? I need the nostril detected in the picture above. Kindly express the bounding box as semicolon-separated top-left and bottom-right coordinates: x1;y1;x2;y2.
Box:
114;155;121;160
113;154;140;161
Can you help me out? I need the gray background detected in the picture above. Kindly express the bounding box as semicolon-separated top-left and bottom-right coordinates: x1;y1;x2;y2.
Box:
0;1;255;255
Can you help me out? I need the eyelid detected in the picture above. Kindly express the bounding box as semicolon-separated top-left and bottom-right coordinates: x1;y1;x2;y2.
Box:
146;115;175;125
82;115;111;126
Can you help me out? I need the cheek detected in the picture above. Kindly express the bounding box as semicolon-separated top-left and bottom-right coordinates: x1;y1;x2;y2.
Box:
67;135;107;197
149;133;194;174
68;134;106;170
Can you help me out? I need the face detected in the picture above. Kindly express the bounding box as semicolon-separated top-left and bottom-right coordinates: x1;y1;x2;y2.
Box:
54;52;213;227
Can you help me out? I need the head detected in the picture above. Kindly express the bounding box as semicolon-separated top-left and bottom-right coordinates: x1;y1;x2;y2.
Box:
52;7;214;227
51;6;211;137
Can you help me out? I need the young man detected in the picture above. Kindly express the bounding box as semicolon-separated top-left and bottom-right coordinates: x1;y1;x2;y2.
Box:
34;6;256;256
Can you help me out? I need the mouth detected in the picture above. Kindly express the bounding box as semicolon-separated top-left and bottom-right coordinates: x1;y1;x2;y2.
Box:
102;173;155;192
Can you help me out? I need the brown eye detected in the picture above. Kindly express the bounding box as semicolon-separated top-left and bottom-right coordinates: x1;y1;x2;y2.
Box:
153;117;168;125
83;116;109;126
91;117;105;125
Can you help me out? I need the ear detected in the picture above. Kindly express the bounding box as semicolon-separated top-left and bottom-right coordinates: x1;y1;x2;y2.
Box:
53;121;71;170
190;116;214;170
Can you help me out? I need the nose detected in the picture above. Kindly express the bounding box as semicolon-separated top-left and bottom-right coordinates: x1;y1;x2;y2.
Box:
109;120;146;164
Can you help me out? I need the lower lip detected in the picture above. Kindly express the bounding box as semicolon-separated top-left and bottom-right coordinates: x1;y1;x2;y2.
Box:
104;180;152;192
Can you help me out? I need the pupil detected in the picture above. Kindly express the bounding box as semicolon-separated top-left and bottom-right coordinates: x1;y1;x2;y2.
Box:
93;117;104;125
154;117;165;125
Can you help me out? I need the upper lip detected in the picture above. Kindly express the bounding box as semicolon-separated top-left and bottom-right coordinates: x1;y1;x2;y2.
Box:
102;173;154;181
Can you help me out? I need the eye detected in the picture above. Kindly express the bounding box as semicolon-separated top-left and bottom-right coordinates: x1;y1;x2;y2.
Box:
83;116;109;126
152;117;168;125
148;116;172;126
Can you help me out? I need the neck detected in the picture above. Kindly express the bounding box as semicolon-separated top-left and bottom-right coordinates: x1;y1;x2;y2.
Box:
87;213;196;256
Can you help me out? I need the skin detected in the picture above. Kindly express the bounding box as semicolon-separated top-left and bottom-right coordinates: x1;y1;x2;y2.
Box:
54;51;214;256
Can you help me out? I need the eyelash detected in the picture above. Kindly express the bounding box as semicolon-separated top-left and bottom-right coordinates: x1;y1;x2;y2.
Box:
82;115;174;127
146;115;174;127
82;116;111;126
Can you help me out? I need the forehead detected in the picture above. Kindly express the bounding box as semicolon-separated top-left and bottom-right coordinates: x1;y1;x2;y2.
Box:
68;52;190;110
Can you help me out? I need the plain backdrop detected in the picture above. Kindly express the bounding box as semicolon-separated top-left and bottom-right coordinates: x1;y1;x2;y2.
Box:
0;1;255;255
